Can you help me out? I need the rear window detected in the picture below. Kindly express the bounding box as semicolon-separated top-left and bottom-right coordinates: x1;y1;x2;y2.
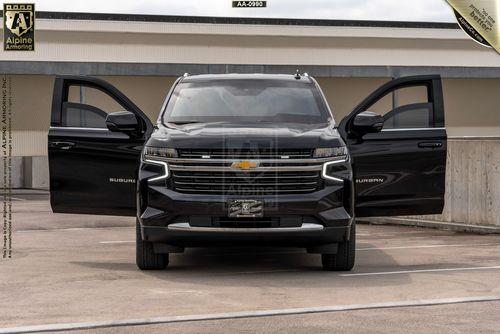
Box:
162;79;332;125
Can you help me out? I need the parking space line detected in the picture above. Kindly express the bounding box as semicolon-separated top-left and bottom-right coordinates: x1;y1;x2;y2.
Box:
362;232;446;237
340;265;500;277
16;226;132;233
1;295;499;334
357;242;500;251
99;240;134;244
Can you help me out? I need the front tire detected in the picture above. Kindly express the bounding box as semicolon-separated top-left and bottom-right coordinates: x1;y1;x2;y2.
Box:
136;219;168;270
321;221;356;271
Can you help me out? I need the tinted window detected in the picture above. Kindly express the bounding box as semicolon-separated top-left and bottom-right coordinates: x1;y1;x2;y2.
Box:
162;79;331;124
383;103;433;129
367;85;436;129
62;85;124;128
62;104;108;128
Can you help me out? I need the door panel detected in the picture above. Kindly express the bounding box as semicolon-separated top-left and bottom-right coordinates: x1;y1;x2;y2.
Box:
339;75;447;217
49;76;153;216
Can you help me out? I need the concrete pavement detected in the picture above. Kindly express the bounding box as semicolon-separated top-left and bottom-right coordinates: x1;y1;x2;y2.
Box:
65;301;500;334
2;193;500;333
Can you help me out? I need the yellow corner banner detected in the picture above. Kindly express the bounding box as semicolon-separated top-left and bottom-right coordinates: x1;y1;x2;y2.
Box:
446;0;500;53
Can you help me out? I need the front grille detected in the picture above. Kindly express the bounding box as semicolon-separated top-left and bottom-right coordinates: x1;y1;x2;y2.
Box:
165;148;326;195
172;170;322;195
178;148;313;159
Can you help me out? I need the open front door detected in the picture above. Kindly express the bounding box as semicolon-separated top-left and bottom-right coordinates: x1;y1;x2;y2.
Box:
48;76;153;216
339;75;447;217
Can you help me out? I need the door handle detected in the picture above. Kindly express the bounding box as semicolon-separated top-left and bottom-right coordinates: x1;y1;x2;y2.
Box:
418;142;442;149
51;141;75;150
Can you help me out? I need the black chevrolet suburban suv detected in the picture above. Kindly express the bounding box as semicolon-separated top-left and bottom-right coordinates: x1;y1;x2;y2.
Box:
48;73;447;271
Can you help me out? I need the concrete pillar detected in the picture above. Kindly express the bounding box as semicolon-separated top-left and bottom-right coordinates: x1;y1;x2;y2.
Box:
22;156;49;189
0;156;23;188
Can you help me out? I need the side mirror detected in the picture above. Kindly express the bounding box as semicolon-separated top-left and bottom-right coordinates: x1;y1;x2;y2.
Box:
105;111;139;133
351;111;384;136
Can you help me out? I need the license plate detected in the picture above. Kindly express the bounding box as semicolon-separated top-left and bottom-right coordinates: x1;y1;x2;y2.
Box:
228;200;263;218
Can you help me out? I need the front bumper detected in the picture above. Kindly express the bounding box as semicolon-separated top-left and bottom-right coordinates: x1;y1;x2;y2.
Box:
142;223;349;248
138;180;354;247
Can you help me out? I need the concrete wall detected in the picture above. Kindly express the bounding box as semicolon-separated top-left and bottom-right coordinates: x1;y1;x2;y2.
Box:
0;156;48;189
0;157;23;188
415;138;500;227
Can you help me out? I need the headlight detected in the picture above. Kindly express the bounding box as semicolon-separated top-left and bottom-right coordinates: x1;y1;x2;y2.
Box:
143;147;174;182
143;159;169;182
318;147;349;182
314;147;348;160
144;147;178;159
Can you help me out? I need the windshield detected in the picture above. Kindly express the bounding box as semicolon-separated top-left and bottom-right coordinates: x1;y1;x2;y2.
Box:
162;79;332;125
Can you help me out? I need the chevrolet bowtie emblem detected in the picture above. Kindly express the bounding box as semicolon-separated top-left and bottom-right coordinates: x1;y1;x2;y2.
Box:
231;160;259;170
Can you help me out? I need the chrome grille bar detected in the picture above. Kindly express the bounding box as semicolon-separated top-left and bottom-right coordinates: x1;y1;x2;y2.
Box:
174;187;318;193
178;148;313;159
169;165;323;172
149;157;333;164
173;181;318;186
171;174;318;179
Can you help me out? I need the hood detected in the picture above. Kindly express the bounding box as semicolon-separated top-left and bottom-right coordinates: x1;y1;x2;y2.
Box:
147;122;345;149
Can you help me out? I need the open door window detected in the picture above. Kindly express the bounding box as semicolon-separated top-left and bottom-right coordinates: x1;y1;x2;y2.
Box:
339;75;447;217
49;76;153;216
